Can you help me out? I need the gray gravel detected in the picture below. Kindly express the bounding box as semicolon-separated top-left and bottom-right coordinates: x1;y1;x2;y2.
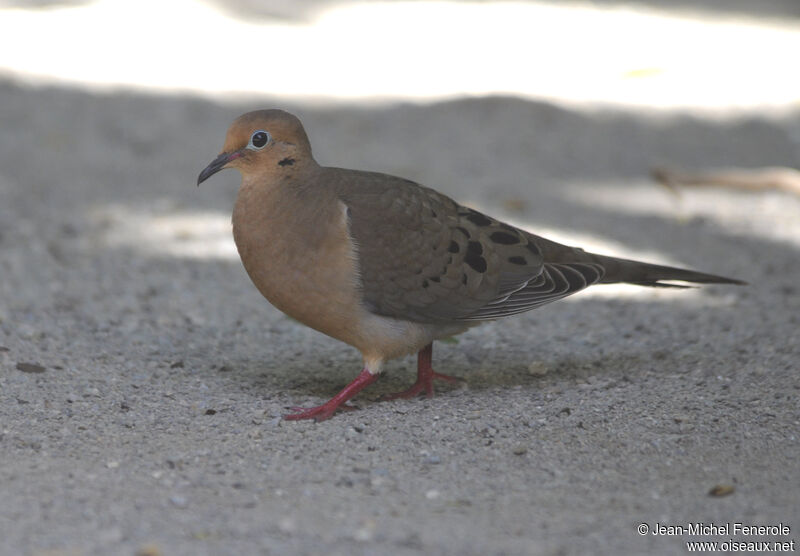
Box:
1;79;799;556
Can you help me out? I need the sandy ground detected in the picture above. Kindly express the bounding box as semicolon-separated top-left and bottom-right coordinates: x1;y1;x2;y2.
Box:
1;79;799;556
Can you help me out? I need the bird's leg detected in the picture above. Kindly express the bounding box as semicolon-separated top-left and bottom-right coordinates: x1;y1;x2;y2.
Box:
380;343;462;400
284;368;378;422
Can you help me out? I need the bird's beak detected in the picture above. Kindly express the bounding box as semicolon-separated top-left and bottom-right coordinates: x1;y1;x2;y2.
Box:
197;151;242;186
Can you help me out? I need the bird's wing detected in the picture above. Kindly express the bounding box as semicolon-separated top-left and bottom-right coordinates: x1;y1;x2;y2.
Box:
330;168;603;323
459;262;604;320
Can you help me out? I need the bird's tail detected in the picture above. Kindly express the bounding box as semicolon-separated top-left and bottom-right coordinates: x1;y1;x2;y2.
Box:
587;253;746;288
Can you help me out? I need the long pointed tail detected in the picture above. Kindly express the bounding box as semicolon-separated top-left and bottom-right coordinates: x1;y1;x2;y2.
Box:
529;234;746;288
589;253;746;288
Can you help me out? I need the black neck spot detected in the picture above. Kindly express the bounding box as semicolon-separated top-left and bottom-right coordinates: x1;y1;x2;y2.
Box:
278;157;295;167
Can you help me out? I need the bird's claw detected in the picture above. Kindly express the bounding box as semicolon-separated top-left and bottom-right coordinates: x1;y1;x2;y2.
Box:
283;402;358;422
379;370;463;401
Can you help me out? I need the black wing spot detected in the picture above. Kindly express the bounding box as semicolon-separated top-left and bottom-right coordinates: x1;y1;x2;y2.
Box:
455;226;471;238
508;256;527;265
429;276;441;283
431;209;438;218
278;157;295;167
525;242;541;256
499;222;518;232
422;280;429;288
490;231;521;245
463;210;492;227
462;273;468;285
467;241;483;256
465;252;488;273
448;241;460;253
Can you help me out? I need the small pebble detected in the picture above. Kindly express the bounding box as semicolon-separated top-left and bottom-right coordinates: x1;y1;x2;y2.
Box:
527;361;549;376
136;543;163;556
16;362;46;373
278;517;296;533
708;484;735;497
169;495;188;508
353;519;376;542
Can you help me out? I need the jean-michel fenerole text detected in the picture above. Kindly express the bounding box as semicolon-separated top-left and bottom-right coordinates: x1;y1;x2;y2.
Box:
651;523;791;537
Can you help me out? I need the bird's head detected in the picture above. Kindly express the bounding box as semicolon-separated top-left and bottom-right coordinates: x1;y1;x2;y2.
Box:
197;109;314;185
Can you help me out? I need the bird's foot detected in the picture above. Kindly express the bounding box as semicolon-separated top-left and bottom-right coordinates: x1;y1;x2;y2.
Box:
284;402;358;422
282;368;377;422
379;370;463;401
379;343;463;401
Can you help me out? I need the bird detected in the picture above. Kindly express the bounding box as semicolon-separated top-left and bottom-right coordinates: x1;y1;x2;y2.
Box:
197;109;744;422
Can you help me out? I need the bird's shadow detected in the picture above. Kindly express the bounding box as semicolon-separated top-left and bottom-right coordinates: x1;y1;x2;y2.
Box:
222;293;751;408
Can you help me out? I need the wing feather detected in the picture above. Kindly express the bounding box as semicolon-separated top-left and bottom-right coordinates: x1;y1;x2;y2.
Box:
328;167;603;324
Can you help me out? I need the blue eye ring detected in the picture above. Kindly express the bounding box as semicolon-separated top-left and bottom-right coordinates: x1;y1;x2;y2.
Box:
247;130;270;150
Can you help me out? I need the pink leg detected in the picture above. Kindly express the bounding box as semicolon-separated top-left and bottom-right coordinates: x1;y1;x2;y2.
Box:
380;343;462;401
284;368;378;422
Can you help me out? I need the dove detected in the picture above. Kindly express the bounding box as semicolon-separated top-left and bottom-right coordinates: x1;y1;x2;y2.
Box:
197;109;744;421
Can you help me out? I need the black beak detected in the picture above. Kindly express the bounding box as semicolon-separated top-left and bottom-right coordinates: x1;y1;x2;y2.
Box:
197;151;240;186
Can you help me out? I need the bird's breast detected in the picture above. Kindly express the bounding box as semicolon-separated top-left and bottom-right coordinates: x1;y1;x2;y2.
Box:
233;183;412;353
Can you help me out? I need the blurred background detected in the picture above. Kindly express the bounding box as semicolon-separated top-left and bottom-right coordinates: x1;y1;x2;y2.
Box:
2;0;799;109
2;0;799;260
1;2;799;555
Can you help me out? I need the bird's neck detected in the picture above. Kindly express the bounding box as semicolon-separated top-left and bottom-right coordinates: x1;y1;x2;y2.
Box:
233;167;327;241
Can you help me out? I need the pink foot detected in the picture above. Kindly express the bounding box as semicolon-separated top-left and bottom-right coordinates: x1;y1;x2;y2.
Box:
380;343;463;401
284;368;377;422
285;403;358;420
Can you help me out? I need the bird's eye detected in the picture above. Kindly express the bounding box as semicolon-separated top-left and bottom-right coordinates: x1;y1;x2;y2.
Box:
248;130;270;150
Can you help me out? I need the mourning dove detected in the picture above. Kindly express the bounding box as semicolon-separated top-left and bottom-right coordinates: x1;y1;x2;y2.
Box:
197;109;744;421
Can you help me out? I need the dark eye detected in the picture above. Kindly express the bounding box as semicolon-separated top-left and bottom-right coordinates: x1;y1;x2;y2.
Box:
248;130;270;150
